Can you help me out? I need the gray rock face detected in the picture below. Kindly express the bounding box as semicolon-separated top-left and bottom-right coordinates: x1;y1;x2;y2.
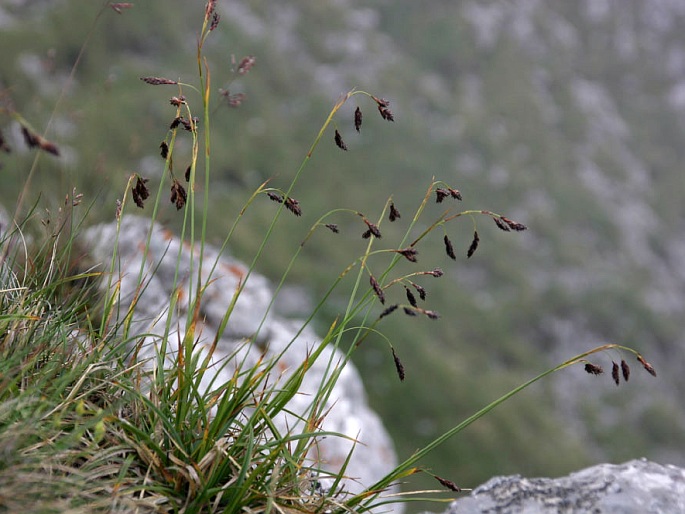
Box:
442;459;685;514
82;215;397;502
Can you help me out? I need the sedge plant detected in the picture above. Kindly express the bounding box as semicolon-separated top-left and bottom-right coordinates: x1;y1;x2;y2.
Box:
0;1;658;513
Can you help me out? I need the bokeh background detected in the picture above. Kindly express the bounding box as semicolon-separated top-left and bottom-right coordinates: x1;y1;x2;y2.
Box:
2;1;685;512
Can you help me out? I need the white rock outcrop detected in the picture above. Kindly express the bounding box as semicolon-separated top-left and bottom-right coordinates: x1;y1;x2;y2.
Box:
82;215;397;502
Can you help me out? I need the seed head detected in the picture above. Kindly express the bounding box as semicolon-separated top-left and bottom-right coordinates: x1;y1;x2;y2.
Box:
132;176;150;209
141;77;177;86
444;235;456;260
20;126;59;156
448;188;462;200
411;282;427;301
389;202;401;222
424;309;440;320
209;11;220;31
612;361;620;386
494;217;511;231
325;223;339;233
435;188;450;203
500;216;527;231
185;164;191;182
435;475;461;492
160;141;169;159
621;359;630;382
267;192;284;203
584;363;603;375
362;218;382;238
334;129;348;151
170;179;187;210
467;231;480;258
403;307;417;317
170;95;186;106
379;304;398;319
354;106;362;132
376;103;394;121
637;354;657;377
370;275;385;305
430;268;443;277
396;247;418;263
392;347;405;381
405;287;417;307
284;196;302;216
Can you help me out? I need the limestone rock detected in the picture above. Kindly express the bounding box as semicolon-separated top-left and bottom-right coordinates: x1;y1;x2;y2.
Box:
440;459;685;514
82;215;397;502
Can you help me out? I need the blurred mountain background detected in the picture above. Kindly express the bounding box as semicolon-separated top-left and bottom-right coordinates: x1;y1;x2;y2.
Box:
1;1;684;512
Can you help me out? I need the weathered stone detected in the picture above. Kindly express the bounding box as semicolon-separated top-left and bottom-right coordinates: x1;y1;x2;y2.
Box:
439;459;685;514
82;215;398;503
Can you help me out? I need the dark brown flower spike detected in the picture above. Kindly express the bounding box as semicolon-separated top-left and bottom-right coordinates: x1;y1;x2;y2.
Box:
435;475;462;492
204;0;216;19
444;235;456;260
170;179;187;210
284;196;302;216
372;96;390;108
637;354;657;377
403;307;417;317
424;309;440;320
405;287;417;307
494;217;511;231
185;164;191;182
160;141;169;159
584;363;603;375
170;95;186;106
39;140;60;156
21;126;60;156
467;230;480;258
430;268;444;277
170;117;182;130
325;223;339;233
209;11;220;31
334;129;348;151
389;202;401;222
186;118;197;131
370;275;385;304
411;282;427;301
237;56;256;75
379;304;398;319
612;361;620;386
141;77;177;85
448;188;463;200
132;176;149;209
110;3;134;14
395;247;418;263
500;216;527;231
373;97;394;122
267;192;284;203
362;218;382;238
435;188;450;203
362;229;372;239
354;106;362;132
392;347;405;381
621;359;630;382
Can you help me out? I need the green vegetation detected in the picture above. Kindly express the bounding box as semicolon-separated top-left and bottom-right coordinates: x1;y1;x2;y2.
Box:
0;1;676;512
